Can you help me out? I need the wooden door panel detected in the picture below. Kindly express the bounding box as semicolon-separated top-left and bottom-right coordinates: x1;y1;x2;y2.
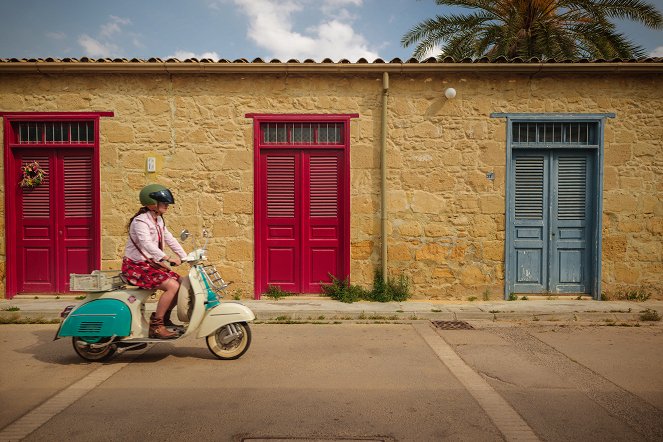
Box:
21;247;53;291
303;153;343;292
510;150;593;295
259;149;345;295
511;153;548;293
60;151;95;291
262;152;300;293
550;152;592;293
16;152;56;293
14;149;96;294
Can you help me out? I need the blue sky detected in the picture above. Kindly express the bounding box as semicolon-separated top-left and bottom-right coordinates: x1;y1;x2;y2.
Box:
1;0;662;61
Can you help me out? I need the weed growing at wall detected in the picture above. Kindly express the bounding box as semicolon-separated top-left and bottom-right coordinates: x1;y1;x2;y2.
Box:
639;309;661;322
264;285;294;301
322;271;411;303
604;286;653;302
321;275;369;303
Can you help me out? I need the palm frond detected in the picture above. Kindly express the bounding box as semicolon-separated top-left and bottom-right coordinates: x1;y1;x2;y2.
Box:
401;0;660;59
595;0;663;28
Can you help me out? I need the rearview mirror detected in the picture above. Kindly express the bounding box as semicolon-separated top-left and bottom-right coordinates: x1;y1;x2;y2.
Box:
180;229;190;241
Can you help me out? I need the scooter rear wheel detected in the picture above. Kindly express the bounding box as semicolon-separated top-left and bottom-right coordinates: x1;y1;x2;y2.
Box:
206;322;251;360
72;337;117;362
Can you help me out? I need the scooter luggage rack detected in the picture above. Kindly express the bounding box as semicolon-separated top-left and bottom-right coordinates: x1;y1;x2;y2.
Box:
201;264;229;294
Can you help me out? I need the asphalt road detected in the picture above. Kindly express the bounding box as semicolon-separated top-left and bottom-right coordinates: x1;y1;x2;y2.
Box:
1;321;662;441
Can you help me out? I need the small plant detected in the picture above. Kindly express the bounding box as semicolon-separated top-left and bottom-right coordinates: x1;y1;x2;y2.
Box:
75;295;86;300
521;296;529;301
431;308;442;313
321;275;368;303
318;315;325;320
232;288;243;301
606;286;652;302
576;296;582;300
55;296;60;300
639;309;661;322
321;270;411;304
467;296;477;302
482;288;490;301
2;306;20;312
368;271;411;303
264;285;293;301
33;296;39;300
507;293;518;301
620;288;651;302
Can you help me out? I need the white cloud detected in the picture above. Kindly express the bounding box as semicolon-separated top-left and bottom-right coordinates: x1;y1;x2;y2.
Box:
165;50;220;60
233;0;378;61
77;15;135;57
100;16;132;38
78;34;120;58
650;46;663;57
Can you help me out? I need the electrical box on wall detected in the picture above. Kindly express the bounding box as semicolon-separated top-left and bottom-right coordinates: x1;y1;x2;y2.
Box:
146;157;156;172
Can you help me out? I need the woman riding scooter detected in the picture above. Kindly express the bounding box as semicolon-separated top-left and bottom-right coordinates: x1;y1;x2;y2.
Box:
121;184;188;339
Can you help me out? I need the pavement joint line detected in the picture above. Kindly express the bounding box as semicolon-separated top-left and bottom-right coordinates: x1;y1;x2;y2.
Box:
0;351;144;442
413;322;540;442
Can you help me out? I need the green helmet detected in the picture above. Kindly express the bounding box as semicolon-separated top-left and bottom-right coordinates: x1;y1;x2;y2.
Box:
139;184;175;206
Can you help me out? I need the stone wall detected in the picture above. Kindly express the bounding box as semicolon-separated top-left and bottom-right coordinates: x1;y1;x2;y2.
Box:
0;71;661;299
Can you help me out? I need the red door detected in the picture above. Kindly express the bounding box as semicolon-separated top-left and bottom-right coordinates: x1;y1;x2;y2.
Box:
15;149;95;293
259;149;345;294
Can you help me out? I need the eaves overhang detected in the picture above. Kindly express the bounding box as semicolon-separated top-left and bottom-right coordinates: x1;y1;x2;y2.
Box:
1;57;662;75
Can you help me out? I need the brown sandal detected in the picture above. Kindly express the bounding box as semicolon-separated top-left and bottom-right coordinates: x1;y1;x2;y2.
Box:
149;313;178;339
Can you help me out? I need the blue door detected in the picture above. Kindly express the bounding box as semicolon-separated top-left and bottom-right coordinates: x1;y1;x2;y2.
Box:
511;150;594;294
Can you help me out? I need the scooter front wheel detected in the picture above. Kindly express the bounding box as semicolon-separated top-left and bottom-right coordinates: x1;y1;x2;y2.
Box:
206;322;251;360
72;337;117;362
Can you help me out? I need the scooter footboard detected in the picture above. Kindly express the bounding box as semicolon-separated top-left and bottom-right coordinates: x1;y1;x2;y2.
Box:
196;302;255;338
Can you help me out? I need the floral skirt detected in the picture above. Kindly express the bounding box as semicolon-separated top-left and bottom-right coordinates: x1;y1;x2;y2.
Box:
121;257;180;289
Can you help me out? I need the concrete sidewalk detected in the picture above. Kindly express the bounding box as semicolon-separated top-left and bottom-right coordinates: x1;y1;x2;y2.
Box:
1;295;662;323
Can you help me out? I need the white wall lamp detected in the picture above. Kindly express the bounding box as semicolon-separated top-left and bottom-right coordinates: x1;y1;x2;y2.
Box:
444;87;457;99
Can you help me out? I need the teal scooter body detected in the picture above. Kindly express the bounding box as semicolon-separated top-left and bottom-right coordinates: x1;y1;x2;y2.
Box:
58;299;132;338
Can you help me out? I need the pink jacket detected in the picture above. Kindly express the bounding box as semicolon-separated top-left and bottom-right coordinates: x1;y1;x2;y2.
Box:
123;212;187;262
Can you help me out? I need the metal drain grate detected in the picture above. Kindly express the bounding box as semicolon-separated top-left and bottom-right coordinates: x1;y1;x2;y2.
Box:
431;320;474;330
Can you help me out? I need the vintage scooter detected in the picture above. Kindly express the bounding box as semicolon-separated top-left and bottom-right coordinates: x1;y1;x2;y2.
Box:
55;230;254;362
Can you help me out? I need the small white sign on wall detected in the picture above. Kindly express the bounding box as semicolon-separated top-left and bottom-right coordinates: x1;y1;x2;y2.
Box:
146;157;156;172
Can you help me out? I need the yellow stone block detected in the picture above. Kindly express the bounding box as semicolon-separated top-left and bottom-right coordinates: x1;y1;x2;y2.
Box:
388;243;412;260
415;243;449;262
226;240;253;261
432;266;455;281
223;150;253;170
141;97;171;115
102;121;135;143
224;193;253;214
397;221;422;237
411;191;445;214
351;240;374;259
479;195;504;214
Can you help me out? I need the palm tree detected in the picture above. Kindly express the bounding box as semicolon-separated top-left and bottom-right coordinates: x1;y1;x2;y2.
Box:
402;0;663;60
